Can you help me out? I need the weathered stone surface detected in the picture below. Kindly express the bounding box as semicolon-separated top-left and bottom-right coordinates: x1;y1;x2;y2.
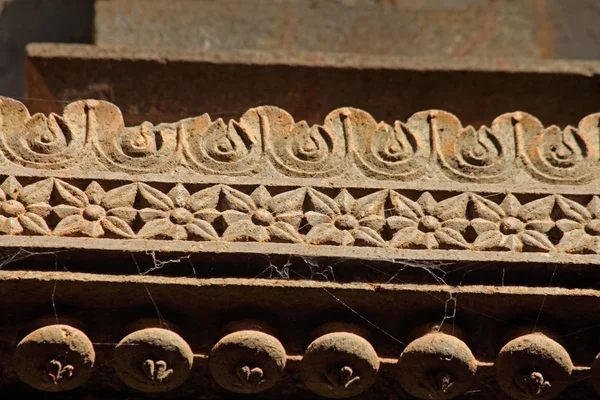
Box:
25;44;600;128
1;97;600;264
95;0;539;58
0;270;597;397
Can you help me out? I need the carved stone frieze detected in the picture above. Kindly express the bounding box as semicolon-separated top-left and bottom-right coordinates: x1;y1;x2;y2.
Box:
1;176;600;258
1;97;599;187
2;97;600;264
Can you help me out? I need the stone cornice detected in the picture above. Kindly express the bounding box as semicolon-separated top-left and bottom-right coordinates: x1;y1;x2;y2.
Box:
1;97;600;261
0;271;598;398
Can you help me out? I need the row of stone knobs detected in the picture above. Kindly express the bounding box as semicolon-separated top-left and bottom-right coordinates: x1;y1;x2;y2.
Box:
12;320;593;399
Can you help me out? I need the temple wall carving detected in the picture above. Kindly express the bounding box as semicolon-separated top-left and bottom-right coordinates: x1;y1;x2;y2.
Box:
2;98;600;399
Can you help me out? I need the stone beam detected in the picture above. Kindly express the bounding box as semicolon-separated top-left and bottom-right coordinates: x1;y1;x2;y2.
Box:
0;270;596;398
1;97;600;264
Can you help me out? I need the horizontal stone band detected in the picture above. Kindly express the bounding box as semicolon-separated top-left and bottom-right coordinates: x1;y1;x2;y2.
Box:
0;176;600;259
1;97;599;188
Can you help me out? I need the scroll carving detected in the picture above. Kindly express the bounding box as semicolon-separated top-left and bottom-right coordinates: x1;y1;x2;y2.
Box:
91;101;181;173
0;98;90;169
181;108;262;175
1;98;600;186
341;108;429;180
429;110;514;182
513;111;600;184
262;106;346;177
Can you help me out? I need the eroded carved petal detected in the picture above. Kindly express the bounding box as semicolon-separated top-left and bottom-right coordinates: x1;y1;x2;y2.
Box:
588;197;600;218
0;217;23;235
1;176;22;200
185;220;219;241
305;211;333;227
557;230;590;253
85;181;106;205
306;224;345;245
222;220;269;242
517;196;555;221
53;204;82;219
470;194;505;222
167;184;190;208
556;219;582;232
81;220;105;238
26;203;52;218
222;186;256;213
389;191;422;220
103;183;138;209
276;211;303;230
501;234;523;252
442;218;469;232
521;231;554;252
353;226;385;247
525;220;555;233
193;209;221;224
499;194;522;216
101;216;135;238
221;210;249;226
387;216;417;231
352;190;387;219
391;227;425;249
470;218;497;234
556;196;592;222
359;215;386;232
54;215;86;236
268;221;303;243
434;194;469;221
138;208;167;222
19;213;51;235
106;207;137;225
251;186;271;209
417;193;436;215
306;189;340;217
19;178;53;205
137;219;177;239
435;228;469;248
138;183;175;211
473;231;504;250
270;188;306;216
55;180;88;208
335;190;355;215
189;186;221;212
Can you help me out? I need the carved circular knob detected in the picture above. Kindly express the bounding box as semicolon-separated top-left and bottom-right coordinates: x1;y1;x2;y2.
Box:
396;332;477;399
14;324;95;392
113;328;194;392
209;330;287;394
301;331;380;398
495;333;573;400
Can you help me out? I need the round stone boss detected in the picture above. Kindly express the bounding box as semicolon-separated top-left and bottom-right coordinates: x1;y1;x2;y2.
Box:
113;327;194;392
396;332;477;400
301;331;380;398
209;330;287;394
14;324;96;392
495;333;573;400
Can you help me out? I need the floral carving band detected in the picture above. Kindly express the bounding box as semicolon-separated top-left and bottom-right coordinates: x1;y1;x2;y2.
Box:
1;97;600;263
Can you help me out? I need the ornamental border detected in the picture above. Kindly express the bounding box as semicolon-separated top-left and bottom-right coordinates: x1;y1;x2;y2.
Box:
1;176;600;261
1;97;599;189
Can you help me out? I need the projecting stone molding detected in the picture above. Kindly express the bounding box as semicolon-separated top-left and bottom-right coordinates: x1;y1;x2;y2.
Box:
1;97;600;263
1;97;599;185
7;319;587;399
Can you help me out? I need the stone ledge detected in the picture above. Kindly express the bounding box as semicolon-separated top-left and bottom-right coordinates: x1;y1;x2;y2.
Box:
0;271;597;398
